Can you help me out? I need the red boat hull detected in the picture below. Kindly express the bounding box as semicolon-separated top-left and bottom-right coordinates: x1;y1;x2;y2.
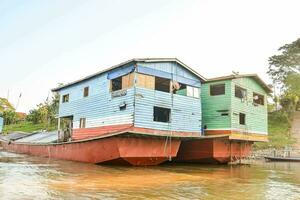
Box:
1;135;181;166
176;138;253;164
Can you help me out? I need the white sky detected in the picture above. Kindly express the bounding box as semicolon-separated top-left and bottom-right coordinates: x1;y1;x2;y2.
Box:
0;0;299;112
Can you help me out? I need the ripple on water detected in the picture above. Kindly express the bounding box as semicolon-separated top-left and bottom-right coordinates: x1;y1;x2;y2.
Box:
0;151;300;199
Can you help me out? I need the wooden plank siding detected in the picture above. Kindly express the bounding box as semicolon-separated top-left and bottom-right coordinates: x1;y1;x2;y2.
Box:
202;77;268;137
231;77;268;134
201;80;232;130
56;60;203;140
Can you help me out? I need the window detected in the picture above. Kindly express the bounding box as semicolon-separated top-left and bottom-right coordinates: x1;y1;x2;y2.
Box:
253;93;264;105
210;84;225;96
79;118;86;128
83;87;89;97
174;83;187;95
239;113;246;125
111;77;122;92
235;85;247;99
153;107;171;123
155;77;170;93
62;94;69;103
187;86;200;98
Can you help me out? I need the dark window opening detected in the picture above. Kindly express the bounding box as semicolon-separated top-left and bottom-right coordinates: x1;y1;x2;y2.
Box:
79;118;86;128
83;87;89;97
235;85;247;99
111;77;122;92
119;103;127;111
153;107;171;123
62;94;69;103
155;77;170;93
253;93;264;105
239;113;246;125
221;113;229;116
210;84;225;96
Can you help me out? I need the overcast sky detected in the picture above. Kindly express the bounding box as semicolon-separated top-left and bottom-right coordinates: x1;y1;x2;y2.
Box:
0;0;299;112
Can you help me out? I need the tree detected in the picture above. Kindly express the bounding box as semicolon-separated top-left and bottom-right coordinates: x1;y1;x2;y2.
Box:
268;38;300;112
268;38;300;82
26;93;59;125
2;110;17;125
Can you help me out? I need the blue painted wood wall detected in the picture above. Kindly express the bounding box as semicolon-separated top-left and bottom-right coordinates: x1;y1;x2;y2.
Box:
56;61;202;134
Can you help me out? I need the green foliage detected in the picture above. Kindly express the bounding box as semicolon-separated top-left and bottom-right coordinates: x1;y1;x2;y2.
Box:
268;38;300;82
268;38;300;117
3;121;56;134
26;94;59;125
2;110;18;125
254;111;295;149
0;97;14;113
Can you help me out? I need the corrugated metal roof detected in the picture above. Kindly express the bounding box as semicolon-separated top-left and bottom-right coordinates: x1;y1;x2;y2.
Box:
0;132;30;141
15;131;58;144
51;58;207;92
206;74;272;93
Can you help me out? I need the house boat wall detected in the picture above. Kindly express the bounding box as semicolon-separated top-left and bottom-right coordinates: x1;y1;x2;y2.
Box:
57;61;203;140
201;77;268;141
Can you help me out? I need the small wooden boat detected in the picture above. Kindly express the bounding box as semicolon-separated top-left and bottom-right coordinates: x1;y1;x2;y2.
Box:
264;156;300;162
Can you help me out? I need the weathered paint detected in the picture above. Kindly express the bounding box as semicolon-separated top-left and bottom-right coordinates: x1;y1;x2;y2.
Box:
231;77;268;134
176;138;253;163
202;77;268;140
1;135;181;166
0;117;3;133
57;60;203;140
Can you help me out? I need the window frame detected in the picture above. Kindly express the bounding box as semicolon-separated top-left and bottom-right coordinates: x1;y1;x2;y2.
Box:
253;92;265;106
62;94;69;103
155;77;171;93
79;118;86;128
153;106;171;123
210;83;225;96
111;76;123;92
235;85;247;99
83;87;89;97
239;113;246;125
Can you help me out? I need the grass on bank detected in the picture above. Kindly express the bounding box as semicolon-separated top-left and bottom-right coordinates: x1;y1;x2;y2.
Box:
3;121;57;134
254;111;296;149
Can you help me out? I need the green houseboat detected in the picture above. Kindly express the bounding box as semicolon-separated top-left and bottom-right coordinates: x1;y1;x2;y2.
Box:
202;74;271;142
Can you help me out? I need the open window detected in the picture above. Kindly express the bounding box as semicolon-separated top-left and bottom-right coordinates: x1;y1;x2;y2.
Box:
153;106;171;123
235;85;247;99
111;77;122;92
155;77;170;93
62;94;69;103
79;118;86;128
111;73;134;92
239;113;246;125
83;87;89;97
173;83;187;95
210;84;225;96
253;93;264;105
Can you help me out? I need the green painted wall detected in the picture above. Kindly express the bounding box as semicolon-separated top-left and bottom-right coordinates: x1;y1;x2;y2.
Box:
231;77;268;134
202;77;268;134
201;80;232;130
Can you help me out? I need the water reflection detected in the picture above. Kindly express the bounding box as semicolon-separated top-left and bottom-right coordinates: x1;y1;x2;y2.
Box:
0;150;299;200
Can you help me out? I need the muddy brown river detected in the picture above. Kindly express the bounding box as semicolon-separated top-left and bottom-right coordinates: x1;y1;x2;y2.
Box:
0;150;299;200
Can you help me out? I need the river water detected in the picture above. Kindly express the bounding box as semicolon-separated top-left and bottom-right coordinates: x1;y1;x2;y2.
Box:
0;150;299;200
